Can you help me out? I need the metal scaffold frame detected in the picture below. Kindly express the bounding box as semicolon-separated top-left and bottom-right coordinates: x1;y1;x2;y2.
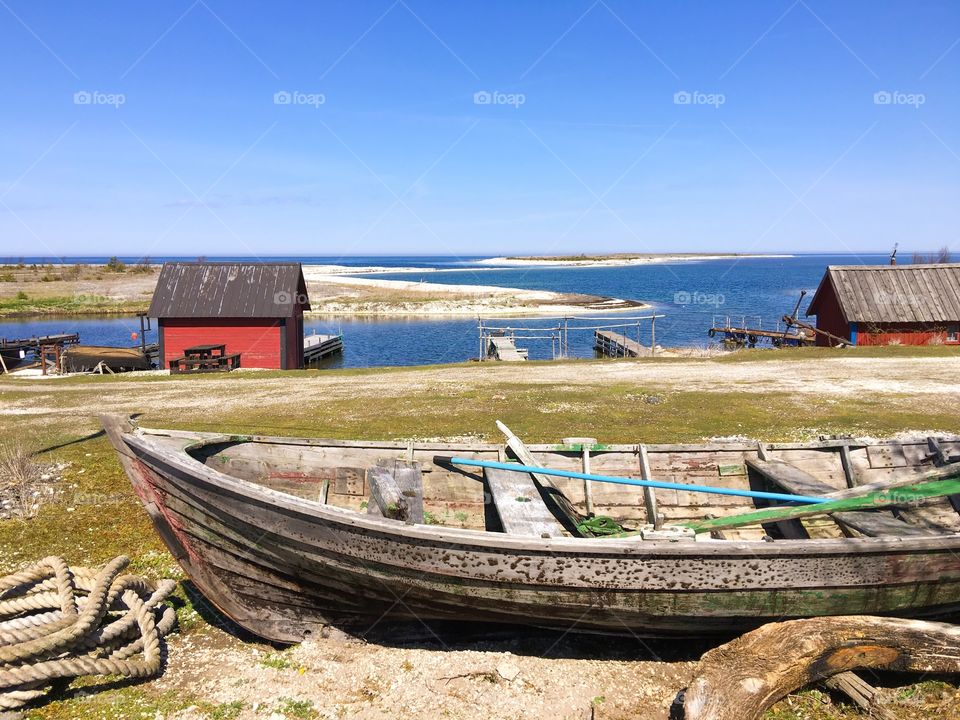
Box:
477;314;665;361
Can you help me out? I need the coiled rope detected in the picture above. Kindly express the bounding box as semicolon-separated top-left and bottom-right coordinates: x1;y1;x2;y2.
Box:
0;556;177;711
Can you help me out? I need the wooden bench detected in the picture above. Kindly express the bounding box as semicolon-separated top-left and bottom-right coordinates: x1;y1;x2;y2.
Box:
483;466;567;538
746;457;940;538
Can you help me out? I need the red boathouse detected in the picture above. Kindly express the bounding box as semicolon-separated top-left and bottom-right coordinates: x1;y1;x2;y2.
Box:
149;262;310;370
806;264;960;347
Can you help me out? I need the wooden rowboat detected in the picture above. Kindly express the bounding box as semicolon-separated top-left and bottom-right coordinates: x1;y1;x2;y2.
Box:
102;415;960;643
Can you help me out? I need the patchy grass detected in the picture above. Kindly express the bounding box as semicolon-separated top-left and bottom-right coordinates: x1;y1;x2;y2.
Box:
713;345;960;362
0;294;147;317
275;697;318;719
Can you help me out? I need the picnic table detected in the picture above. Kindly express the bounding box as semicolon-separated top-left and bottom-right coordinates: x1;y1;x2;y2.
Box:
169;344;241;374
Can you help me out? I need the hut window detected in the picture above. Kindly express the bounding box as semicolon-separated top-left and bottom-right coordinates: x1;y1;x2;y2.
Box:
948;324;959;342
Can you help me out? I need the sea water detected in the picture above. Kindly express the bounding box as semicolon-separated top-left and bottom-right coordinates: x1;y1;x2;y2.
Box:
0;253;890;368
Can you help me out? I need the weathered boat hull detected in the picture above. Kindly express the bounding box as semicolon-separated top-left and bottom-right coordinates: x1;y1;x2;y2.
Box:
0;349;25;372
62;346;151;373
102;417;960;644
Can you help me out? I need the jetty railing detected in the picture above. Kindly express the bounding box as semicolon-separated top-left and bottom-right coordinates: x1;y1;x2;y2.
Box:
477;314;665;361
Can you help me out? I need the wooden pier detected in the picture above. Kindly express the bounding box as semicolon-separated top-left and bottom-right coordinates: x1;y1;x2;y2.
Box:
486;336;528;361
0;333;80;373
709;318;813;348
594;330;653;358
303;333;344;364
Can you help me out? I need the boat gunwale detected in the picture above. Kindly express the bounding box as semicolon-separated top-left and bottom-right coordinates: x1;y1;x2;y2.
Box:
121;427;960;558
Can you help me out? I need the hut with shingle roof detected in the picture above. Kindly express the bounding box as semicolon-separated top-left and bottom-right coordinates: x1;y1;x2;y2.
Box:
149;262;310;369
806;264;960;346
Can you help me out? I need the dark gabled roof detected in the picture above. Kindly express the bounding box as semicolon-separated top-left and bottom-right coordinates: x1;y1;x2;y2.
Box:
806;264;960;323
148;262;310;318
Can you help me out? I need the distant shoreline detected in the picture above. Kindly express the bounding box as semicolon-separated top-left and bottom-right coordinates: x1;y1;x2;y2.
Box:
479;253;793;268
0;262;648;319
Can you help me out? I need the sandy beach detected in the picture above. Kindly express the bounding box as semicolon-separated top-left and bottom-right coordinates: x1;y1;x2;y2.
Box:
479;253;793;268
301;267;645;315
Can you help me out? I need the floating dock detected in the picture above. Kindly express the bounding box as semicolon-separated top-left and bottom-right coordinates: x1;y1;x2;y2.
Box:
303;333;344;364
594;330;653;357
486;336;528;361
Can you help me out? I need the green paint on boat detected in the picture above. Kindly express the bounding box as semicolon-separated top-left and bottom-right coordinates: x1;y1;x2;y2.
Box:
684;478;960;533
717;464;746;476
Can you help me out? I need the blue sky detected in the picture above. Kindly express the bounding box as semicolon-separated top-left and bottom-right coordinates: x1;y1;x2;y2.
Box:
1;1;958;257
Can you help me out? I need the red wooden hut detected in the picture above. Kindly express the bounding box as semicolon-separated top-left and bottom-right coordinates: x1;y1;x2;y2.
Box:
806;264;960;347
149;262;310;370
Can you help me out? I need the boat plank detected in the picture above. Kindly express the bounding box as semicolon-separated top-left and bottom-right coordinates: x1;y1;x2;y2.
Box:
484;467;567;537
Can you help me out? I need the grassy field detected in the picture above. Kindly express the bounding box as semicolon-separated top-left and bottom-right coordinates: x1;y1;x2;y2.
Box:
0;262;155;317
2;350;959;719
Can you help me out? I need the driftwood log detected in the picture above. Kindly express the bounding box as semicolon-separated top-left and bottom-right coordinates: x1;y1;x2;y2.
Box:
683;616;960;720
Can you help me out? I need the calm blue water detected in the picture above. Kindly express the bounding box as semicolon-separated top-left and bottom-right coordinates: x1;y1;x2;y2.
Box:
0;254;891;368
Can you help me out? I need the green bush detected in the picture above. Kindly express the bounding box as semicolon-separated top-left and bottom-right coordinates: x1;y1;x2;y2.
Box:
131;257;154;274
105;256;126;273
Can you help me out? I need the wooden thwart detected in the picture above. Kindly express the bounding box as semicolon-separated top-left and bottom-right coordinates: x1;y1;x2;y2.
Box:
496;420;585;536
484;467;566;537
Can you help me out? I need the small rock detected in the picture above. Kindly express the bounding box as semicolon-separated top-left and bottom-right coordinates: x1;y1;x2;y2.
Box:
496;660;521;682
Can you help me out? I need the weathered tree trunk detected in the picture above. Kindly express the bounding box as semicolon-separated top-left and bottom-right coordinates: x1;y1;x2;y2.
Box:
683;616;960;720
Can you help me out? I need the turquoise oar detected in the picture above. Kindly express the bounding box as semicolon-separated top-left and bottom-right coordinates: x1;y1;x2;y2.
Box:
434;456;828;505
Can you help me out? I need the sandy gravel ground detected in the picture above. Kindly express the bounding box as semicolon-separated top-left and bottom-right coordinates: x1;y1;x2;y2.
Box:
153;626;695;720
3;355;959;420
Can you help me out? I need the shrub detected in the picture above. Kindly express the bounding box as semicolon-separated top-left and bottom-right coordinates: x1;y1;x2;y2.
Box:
0;273;14;282
105;256;126;273
131;257;154;274
0;439;43;519
15;291;28;301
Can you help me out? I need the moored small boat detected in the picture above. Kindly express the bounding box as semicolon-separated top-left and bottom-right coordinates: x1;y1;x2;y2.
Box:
102;415;960;643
